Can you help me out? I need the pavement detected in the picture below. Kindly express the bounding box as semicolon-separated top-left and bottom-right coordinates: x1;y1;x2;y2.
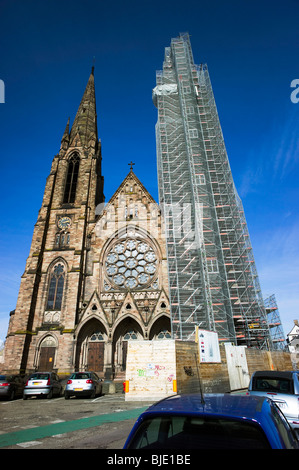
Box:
0;393;155;449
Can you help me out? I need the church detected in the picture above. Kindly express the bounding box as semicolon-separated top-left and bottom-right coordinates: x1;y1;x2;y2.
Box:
3;68;171;379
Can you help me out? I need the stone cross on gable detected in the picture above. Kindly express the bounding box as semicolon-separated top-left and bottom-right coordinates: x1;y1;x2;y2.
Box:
128;161;135;171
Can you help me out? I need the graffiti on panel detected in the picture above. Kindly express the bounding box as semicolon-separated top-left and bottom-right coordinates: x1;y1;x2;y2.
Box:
137;363;175;384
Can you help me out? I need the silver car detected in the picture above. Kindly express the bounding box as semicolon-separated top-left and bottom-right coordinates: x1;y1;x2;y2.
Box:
64;372;102;399
23;372;62;399
0;374;26;400
247;371;299;435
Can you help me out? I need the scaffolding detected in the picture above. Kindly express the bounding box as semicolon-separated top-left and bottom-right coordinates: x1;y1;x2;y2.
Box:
264;294;287;350
153;33;271;348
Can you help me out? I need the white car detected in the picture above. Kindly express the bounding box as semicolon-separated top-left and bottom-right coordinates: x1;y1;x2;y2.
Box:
64;372;102;399
247;370;299;435
23;372;62;399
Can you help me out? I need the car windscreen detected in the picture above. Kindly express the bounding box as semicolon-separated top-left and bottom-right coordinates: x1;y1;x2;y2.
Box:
127;415;271;449
69;373;90;379
29;374;49;380
253;376;294;394
0;375;14;381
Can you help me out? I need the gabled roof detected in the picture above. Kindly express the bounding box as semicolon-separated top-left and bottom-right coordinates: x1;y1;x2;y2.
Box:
287;321;299;337
95;168;159;222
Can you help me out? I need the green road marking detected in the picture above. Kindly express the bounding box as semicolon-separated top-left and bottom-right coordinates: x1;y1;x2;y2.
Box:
0;407;148;448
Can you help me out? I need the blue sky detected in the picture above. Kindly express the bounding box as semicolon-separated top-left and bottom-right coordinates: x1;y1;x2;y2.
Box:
0;0;298;344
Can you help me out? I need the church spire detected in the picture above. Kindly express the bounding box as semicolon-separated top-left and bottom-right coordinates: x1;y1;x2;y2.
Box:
69;68;98;147
61;117;70;141
59;117;70;153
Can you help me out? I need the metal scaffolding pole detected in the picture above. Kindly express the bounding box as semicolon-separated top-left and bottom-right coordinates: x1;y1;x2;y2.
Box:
264;294;287;350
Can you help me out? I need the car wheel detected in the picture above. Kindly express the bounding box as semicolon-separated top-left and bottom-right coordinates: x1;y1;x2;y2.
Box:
23;394;27;400
64;391;70;399
90;389;96;399
9;389;15;401
47;389;53;399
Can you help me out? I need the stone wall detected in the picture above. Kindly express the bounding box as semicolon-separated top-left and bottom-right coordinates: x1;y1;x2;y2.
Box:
198;344;231;393
175;341;201;394
125;340;294;400
245;348;293;377
175;342;230;394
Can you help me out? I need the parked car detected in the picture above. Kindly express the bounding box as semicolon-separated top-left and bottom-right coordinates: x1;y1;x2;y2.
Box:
0;374;26;400
23;372;62;399
64;372;102;399
123;393;299;449
247;370;299;435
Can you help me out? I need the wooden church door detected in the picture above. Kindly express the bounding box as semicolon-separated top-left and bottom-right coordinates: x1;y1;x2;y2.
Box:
87;342;104;372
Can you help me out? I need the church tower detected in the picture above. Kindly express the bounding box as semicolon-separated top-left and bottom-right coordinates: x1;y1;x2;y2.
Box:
4;69;104;373
3;69;171;377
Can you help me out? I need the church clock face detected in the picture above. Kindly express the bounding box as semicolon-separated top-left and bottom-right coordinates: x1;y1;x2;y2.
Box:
104;237;158;290
57;216;71;230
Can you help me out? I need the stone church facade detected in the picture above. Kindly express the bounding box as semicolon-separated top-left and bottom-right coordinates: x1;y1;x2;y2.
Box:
3;69;171;378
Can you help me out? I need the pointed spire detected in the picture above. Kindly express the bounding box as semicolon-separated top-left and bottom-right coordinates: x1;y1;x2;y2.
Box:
61;117;70;142
59;117;70;153
69;68;98;147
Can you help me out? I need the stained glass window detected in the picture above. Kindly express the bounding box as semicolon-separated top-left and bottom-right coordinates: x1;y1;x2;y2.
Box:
46;263;65;310
105;238;158;290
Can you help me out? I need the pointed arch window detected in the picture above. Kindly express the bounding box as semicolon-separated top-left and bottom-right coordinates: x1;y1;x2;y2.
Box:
63;153;80;203
124;330;138;340
46;263;65;310
157;329;172;340
90;332;104;341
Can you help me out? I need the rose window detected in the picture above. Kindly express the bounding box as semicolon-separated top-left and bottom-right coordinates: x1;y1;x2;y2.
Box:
105;238;158;289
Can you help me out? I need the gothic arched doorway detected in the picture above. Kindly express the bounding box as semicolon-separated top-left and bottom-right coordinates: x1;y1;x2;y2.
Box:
149;315;172;340
38;335;57;371
112;317;144;378
75;319;108;375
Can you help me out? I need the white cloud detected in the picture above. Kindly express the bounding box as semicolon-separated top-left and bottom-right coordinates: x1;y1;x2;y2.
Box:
273;110;299;180
0;315;9;344
239;108;299;197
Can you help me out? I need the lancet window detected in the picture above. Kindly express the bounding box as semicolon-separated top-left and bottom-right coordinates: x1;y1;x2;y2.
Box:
46;263;65;310
63;153;80;204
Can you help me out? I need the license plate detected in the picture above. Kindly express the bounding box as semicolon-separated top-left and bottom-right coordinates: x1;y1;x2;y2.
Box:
74;388;83;391
33;382;41;385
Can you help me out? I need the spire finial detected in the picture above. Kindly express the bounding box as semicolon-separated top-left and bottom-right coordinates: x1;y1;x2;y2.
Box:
129;161;135;171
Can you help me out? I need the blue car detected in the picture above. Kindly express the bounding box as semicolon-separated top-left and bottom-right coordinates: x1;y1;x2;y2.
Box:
124;393;299;449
